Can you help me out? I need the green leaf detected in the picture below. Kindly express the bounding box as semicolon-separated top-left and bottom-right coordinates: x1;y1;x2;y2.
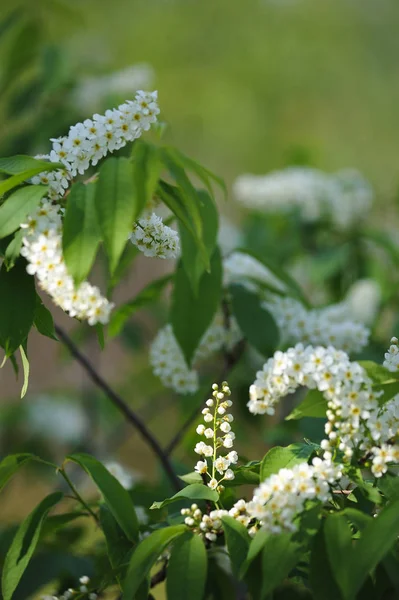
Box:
131;140;162;216
0;454;34;493
358;361;396;385
66;453;139;543
150;483;219;510
346;499;399;599
123;525;187;597
260;532;301;598
34;297;57;341
99;505;133;578
0;156;63;197
0;260;36;356
310;523;344;600
108;242;139;293
240;528;270;578
1;491;63;600
0;185;48;240
166;532;208;600
324;513;353;597
230;284;279;357
180;189;219;294
286;389;327;421
4;229;24;270
224;463;260;487
19;345;29;398
222;516;251;578
62;182;101;285
168;147;227;200
260;444;314;481
376;381;399;405
171;247;222;365
377;474;399;500
179;472;203;485
108;274;172;337
95;157;136;275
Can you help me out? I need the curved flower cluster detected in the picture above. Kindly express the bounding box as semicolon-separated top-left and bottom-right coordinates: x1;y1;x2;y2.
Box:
149;313;242;394
233;167;373;230
130;212;180;259
182;500;254;542
194;382;237;490
20;200;113;324
42;576;97;600
247;458;342;534
264;296;369;354
248;343;399;476
20;90;160;324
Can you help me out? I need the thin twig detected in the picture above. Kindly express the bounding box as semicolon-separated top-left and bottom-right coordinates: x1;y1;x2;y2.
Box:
55;324;181;492
58;467;99;524
150;561;168;589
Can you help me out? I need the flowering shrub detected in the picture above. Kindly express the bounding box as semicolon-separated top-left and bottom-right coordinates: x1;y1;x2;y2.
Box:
1;85;399;600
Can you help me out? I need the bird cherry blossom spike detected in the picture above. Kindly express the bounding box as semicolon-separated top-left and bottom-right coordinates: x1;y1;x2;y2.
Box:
20;91;160;325
248;342;399;477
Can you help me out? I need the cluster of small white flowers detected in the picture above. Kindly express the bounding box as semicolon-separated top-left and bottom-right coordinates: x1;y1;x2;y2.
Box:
194;382;237;490
263;295;369;354
72;64;155;111
26;395;89;443
249;342;399;474
130;212;180;259
42;576;97;600
233;167;373;229
181;500;253;542
247;458;342;535
383;337;399;372
105;461;140;490
149;313;242;395
223;251;287;293
20;200;113;325
19;90;160;324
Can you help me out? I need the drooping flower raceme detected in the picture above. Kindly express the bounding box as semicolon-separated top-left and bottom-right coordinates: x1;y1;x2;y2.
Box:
20;91;160;325
248;343;399;477
42;575;97;600
130;212;180;259
181;500;252;542
194;382;237;491
233;166;373;230
247;458;342;535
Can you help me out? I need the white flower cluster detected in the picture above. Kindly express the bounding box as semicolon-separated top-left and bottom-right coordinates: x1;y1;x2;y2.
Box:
130;212;180;259
20;90;160;325
72;64;155;111
194;382;237;490
149;313;242;395
383;337;399;372
248;343;399;477
26;395;88;443
42;576;97;600
264;296;369;354
247;458;342;535
233;167;373;230
105;461;140;490
181;500;253;542
20;200;113;325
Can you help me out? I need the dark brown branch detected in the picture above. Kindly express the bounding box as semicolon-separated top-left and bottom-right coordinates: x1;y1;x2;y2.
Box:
150;561;167;589
55;324;181;492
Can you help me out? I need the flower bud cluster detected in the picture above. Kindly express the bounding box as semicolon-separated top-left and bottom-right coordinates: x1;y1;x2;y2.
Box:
247;458;342;535
42;576;97;600
194;382;237;490
248;343;399;471
130;212;180;259
383;337;399;372
20;90;160;325
181;500;254;542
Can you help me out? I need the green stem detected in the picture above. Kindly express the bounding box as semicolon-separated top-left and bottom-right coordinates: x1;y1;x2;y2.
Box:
58;467;99;524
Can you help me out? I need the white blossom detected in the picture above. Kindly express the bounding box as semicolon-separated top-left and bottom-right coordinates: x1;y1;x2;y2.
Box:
130;212;180;259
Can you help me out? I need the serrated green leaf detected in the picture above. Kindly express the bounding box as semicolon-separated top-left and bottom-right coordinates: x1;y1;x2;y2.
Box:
0;454;34;493
108;274;172;337
123;525;187;597
0;185;48;240
286;389;327;421
0;260;36;356
171;247;222;365
95;157;136;275
62;182;101;285
67;453;139;543
2;492;63;600
166;532;208;600
222;516;250;578
260;444;314;481
150;483;219;510
131;140;162;216
34;297;57;341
